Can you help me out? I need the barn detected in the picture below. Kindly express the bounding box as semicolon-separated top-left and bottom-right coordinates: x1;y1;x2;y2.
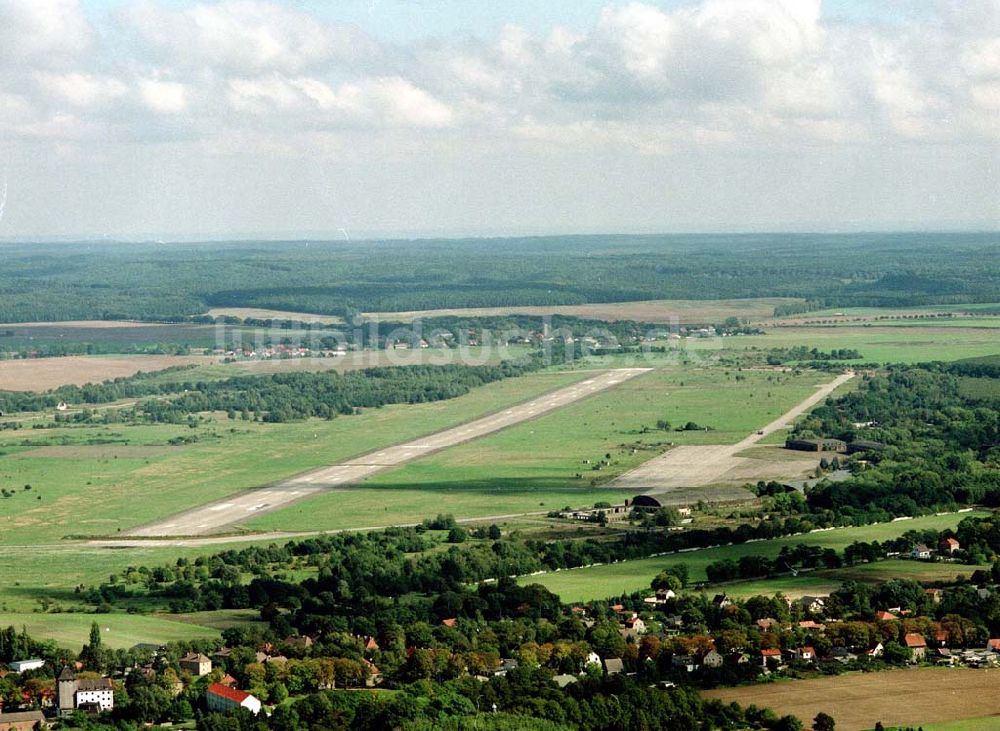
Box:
785;438;847;453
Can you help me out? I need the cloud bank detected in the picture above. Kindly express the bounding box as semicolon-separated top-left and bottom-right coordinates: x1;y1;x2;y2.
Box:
0;0;996;237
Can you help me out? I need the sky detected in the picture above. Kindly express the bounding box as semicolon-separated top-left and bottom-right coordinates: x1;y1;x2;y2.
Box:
0;0;997;240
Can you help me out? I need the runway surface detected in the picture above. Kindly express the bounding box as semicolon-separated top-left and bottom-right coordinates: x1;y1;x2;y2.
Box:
126;367;652;537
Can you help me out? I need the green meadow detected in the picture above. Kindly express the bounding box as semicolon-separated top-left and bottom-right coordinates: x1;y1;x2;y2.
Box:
245;367;834;533
0;369;588;544
520;513;989;604
712;325;1000;363
0;611;220;650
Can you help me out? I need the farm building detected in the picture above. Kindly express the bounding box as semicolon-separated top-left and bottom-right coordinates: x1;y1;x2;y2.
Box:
206;683;262;715
8;658;45;673
785;438;847;452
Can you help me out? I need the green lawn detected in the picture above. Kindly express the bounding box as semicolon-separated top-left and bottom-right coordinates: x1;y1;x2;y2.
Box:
246;367;835;533
0;611;220;650
521;513;990;603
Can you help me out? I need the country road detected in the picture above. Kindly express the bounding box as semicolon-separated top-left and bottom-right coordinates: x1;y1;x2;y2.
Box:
610;371;855;493
123;367;652;537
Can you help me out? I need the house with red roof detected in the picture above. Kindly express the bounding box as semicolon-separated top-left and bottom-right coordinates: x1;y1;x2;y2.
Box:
904;633;927;660
939;537;960;555
760;648;782;670
206;683;262;716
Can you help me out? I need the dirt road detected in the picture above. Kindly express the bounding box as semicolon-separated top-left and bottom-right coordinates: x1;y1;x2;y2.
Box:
125;368;652;537
610;372;854;493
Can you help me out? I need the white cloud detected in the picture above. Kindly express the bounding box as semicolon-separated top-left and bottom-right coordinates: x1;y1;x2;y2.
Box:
0;0;91;65
139;79;188;114
125;0;373;73
35;72;129;108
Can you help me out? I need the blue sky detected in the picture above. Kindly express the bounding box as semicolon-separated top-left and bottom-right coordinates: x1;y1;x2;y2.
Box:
0;0;996;239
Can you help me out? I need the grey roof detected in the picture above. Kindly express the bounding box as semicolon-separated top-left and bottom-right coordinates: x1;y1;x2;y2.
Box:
58;665;76;681
0;711;45;722
77;678;113;691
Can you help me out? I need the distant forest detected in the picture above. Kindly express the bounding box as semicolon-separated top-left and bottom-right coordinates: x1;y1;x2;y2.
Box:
0;233;997;322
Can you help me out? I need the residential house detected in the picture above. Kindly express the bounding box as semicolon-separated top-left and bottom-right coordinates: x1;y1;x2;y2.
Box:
179;653;212;677
671;654;697;673
911;544;933;560
361;636;380;652
441;618;458;628
867;642;885;658
933;630;949;647
790;646;816;663
363;659;382;687
798;596;827;614
875;611;897;621
712;594;732;609
986;639;1000;653
0;710;47;730
926;588;944;604
701;649;724;669
603;657;624;675
939;537;960;555
830;647;856;663
756;618;779;632
206;683;262;716
585;652;601;668
798;620;826;631
904;633;927;660
644;589;676;606
623;616;646;635
760;648;782;670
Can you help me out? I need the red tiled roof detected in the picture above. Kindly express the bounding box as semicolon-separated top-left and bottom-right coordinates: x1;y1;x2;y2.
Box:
441;618;457;628
987;639;1000;651
800;647;816;655
941;538;959;546
208;683;252;703
875;611;896;621
904;633;927;648
761;648;782;656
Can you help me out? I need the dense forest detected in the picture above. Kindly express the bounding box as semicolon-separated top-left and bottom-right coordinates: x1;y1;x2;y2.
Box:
0;233;996;322
794;367;1000;516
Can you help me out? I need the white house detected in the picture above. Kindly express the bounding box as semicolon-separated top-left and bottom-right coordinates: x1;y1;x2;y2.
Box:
206;683;262;716
8;658;45;673
75;679;115;711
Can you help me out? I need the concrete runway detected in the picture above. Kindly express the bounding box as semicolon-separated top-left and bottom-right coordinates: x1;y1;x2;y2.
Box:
610;372;854;494
126;368;652;537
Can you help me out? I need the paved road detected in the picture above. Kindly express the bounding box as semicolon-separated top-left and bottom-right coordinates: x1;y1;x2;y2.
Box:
610;372;855;493
125;368;652;537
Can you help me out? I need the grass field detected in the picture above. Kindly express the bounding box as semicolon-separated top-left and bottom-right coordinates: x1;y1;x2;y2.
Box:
245;367;830;533
703;667;1000;731
713;326;1000;363
0;354;217;391
0;369;590;546
519;513;989;603
0;611;220;650
719;560;986;600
